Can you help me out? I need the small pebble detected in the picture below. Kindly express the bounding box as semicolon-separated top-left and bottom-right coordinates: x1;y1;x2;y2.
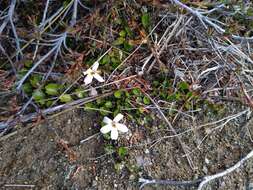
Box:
144;149;150;154
202;166;208;174
205;158;210;164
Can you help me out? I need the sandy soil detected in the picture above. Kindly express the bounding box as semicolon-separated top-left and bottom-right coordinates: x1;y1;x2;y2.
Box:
1;108;253;190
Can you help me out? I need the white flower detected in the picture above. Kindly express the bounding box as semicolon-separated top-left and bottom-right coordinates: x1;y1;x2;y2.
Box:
83;61;104;85
100;113;128;140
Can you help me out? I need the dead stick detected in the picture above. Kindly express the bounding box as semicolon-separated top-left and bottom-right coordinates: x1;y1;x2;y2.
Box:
0;92;113;131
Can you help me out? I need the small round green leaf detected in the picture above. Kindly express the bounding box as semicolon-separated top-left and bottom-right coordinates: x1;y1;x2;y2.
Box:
119;30;126;37
32;90;45;101
105;101;113;108
113;37;125;46
75;88;85;98
24;60;33;68
22;83;32;94
59;94;72;103
45;83;60;95
30;75;42;88
32;90;46;105
132;88;141;96
141;13;150;28
143;96;150;105
118;147;128;158
101;55;110;65
114;90;122;98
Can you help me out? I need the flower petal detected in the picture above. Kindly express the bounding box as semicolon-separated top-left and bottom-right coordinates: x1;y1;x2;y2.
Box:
100;124;112;134
94;73;105;82
84;74;93;85
116;123;128;133
111;128;119;140
83;68;92;76
113;113;124;122
83;71;87;75
92;61;99;71
103;116;112;124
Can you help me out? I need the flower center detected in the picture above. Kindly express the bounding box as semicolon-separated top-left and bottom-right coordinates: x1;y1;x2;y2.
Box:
112;121;117;128
86;68;97;75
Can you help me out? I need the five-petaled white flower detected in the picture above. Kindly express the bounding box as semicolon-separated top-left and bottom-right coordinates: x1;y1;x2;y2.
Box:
100;113;128;140
83;61;104;85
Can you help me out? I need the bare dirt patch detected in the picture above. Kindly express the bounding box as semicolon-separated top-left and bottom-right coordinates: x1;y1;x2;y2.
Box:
1;108;253;189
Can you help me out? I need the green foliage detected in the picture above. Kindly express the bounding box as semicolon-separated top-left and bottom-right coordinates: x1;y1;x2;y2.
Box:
143;96;150;105
113;37;125;46
131;88;141;96
113;37;133;52
59;94;72;103
30;75;42;88
149;76;203;112
153;80;160;87
114;90;123;98
247;7;253;17
22;83;32;94
45;83;61;95
24;60;33;68
141;12;150;29
100;55;110;65
100;50;125;70
119;30;126;37
123;41;133;51
32;90;45;101
124;26;133;37
46;100;53;107
178;81;189;92
118;147;128;159
32;90;45;105
105;101;113;108
84;102;95;110
99;107;110;116
75;88;86;98
17;68;28;80
82;88;146;126
63;0;72;8
85;58;97;66
104;144;115;154
112;24;134;52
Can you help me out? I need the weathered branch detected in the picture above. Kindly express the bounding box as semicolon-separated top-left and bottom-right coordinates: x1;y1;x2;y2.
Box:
170;0;253;41
139;148;253;190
